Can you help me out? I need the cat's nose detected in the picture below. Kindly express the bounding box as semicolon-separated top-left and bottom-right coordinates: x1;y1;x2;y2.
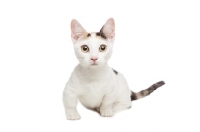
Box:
91;57;98;62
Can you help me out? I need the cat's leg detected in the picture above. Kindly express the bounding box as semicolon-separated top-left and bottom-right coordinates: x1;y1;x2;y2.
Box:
63;88;80;120
113;101;131;112
100;93;115;117
113;92;132;112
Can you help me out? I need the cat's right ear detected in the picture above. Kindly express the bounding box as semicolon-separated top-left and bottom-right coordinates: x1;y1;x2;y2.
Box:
100;18;115;42
71;19;86;43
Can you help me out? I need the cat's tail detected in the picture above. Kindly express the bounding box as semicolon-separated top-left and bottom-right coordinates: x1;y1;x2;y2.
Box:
131;81;165;101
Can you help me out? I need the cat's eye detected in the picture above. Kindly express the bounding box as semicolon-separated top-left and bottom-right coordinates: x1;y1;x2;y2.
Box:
81;45;89;53
99;45;107;52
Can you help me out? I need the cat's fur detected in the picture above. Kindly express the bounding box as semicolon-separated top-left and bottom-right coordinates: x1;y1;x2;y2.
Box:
63;18;165;120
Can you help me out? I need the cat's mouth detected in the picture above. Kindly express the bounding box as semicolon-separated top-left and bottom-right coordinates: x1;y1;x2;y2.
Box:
91;63;98;66
91;62;98;66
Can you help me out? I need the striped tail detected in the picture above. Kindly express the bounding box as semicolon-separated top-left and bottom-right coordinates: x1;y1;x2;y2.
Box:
131;81;165;101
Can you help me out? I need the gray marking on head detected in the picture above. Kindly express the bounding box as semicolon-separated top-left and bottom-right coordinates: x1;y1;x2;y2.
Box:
87;33;91;37
95;26;107;39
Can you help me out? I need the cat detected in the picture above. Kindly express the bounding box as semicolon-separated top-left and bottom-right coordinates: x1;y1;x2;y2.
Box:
63;18;165;120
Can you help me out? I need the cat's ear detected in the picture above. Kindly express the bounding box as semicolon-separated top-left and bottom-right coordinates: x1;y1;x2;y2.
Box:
71;19;86;43
100;18;115;41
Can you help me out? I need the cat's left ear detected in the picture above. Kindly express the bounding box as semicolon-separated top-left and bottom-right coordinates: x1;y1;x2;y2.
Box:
100;18;115;41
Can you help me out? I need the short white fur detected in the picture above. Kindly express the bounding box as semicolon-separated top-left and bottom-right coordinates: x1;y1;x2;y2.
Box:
63;18;132;120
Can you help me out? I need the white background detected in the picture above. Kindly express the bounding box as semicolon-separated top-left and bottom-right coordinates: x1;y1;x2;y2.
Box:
0;0;200;132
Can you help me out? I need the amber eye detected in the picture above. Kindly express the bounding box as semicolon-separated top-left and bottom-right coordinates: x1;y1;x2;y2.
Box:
99;45;107;52
81;45;89;53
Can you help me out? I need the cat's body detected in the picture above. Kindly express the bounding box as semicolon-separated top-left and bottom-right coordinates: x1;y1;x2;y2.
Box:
67;64;131;111
63;18;165;120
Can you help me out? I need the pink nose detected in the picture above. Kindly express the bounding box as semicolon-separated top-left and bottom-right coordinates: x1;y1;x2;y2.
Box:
91;57;98;62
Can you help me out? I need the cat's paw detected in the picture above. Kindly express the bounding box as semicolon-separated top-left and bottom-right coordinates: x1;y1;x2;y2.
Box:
66;111;81;120
100;109;113;117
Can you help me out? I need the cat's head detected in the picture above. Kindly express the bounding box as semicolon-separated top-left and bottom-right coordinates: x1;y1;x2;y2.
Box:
71;18;115;68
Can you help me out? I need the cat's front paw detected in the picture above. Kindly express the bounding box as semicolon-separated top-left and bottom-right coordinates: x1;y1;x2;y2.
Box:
100;109;113;117
66;111;81;120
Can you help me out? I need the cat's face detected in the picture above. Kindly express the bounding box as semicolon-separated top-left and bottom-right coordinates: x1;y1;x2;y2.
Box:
71;18;115;68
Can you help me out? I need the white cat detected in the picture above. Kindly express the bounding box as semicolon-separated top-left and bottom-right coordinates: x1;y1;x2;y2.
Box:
63;18;165;120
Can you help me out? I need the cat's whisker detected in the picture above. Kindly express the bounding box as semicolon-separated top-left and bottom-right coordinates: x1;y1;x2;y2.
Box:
101;63;107;72
79;63;89;74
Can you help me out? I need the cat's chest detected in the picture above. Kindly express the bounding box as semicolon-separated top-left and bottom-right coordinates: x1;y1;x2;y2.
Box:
78;82;112;108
